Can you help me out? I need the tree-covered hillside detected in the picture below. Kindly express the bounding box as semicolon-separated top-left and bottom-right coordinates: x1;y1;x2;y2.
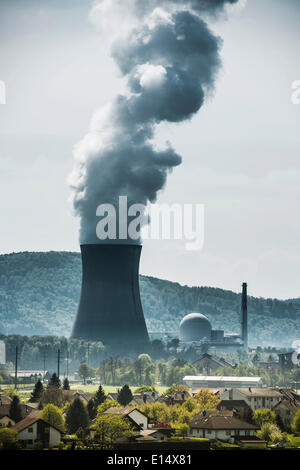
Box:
0;251;299;347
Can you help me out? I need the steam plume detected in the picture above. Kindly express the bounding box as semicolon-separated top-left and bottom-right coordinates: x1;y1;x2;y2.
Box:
69;0;239;244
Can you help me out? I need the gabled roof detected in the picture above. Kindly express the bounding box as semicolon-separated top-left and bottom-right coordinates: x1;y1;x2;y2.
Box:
102;407;149;420
0;403;36;420
235;388;282;398
12;411;63;434
217;400;251;410
193;355;233;368
273;399;300;413
189;411;258;431
0;395;12;405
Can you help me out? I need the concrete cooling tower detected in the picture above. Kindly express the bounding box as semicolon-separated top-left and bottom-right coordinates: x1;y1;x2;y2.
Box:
72;244;149;351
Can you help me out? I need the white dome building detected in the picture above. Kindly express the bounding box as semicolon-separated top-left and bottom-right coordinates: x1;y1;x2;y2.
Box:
179;313;212;342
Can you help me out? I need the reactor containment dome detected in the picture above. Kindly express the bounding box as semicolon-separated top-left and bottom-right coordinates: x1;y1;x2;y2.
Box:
179;313;212;342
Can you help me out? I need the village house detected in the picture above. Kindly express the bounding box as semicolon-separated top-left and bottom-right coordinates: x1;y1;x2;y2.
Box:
12;411;63;448
217;400;252;420
136;428;174;442
220;388;283;411
0;402;37;428
157;390;191;406
272;389;300;429
129;393;156;407
193;354;233;375
89;407;150;439
0;394;12;405
188;410;259;442
191;388;226;398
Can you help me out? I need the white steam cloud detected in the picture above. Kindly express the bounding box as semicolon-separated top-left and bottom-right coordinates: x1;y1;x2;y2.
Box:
69;0;239;244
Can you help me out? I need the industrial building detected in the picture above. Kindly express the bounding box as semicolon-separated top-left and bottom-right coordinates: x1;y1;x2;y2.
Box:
183;375;263;389
178;282;249;352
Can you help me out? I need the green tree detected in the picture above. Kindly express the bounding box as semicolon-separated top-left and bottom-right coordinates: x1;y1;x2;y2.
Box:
92;414;133;448
9;395;22;423
94;385;106;407
41;404;65;432
0;428;19;450
257;422;280;442
177;423;189;438
77;362;94;385
134;386;158;394
253;409;276;428
87;398;97;420
40;387;65;408
29;379;44;402
292;410;300;433
117;385;133;407
66;397;89;435
194;390;220;410
97;400;121;414
164;384;189;395
48;373;61;388
63;378;70;390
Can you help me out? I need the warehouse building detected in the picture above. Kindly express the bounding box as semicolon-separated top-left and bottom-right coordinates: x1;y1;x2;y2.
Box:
183;375;263;389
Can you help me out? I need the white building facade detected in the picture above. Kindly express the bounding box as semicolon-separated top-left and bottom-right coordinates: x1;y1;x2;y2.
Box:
220;388;283;411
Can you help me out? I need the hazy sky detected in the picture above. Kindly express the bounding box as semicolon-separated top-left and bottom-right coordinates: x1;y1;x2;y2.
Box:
0;0;300;299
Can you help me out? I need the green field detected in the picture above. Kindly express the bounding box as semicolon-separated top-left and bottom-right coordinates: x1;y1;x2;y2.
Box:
69;384;168;394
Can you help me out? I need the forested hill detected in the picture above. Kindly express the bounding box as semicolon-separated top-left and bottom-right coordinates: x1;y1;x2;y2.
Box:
0;251;299;347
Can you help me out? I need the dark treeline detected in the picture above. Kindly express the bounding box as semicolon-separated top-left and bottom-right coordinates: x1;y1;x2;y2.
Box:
0;251;299;347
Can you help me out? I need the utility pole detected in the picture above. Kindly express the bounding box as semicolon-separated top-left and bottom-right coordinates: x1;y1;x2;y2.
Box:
87;343;90;366
14;346;18;390
42;351;47;381
57;349;61;379
66;350;69;379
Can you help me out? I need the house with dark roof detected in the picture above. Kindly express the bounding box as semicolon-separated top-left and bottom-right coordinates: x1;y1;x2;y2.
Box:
272;389;300;429
188;410;259;442
129;393;156;407
220;388;283;411
0;402;36;428
12;411;63;448
0;394;12;405
193;354;233;374
217;400;252;420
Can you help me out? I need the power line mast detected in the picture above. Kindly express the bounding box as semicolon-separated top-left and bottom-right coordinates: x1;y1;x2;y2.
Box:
14;346;19;390
66;350;69;379
42;351;47;381
57;349;61;379
87;343;90;366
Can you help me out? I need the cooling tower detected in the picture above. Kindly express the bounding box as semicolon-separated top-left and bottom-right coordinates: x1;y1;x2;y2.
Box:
72;244;149;350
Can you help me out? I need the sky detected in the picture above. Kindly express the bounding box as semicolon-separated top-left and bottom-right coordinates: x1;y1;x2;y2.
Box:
0;0;300;299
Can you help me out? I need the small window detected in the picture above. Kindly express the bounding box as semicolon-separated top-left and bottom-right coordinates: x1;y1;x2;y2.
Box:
28;428;33;433
207;430;212;435
226;431;231;436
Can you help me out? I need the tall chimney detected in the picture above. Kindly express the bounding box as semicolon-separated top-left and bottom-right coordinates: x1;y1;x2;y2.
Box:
72;244;149;352
241;282;248;352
